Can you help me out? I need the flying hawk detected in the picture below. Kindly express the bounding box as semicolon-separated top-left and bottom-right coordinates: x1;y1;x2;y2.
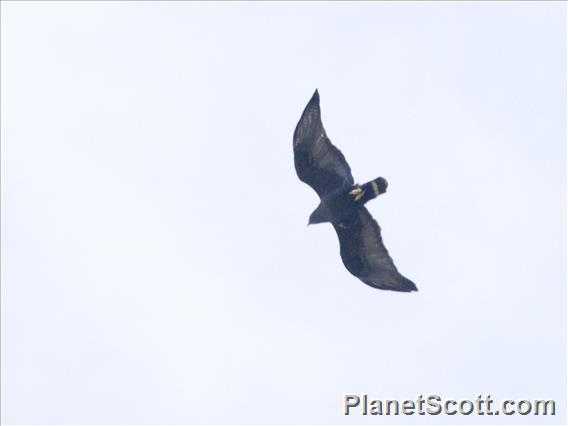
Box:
293;90;418;292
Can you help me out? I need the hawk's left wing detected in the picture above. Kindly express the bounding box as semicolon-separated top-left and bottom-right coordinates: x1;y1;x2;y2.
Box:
293;90;354;198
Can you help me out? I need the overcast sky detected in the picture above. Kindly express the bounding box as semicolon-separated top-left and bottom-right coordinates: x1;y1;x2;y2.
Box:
1;1;566;424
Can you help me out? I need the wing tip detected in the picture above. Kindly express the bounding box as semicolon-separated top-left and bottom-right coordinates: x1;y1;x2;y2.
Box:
400;276;418;292
406;282;419;292
396;278;419;293
308;88;320;107
362;277;419;293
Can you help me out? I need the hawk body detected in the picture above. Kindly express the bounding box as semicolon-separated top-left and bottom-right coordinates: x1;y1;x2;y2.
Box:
293;90;417;292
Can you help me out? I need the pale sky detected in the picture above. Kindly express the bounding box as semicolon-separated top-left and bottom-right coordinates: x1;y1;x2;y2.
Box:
1;1;566;424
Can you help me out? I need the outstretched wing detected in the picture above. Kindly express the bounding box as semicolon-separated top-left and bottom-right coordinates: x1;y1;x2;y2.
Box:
293;90;354;198
333;208;418;292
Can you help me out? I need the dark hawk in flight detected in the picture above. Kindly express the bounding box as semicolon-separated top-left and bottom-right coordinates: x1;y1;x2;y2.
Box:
293;90;418;292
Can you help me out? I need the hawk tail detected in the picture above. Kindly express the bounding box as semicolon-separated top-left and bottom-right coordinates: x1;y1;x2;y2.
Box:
356;177;388;204
365;177;388;196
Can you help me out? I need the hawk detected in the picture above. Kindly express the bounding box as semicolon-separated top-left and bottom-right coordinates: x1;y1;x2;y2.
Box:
293;90;418;292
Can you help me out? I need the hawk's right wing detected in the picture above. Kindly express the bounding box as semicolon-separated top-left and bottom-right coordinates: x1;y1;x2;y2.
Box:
333;207;418;292
293;90;354;198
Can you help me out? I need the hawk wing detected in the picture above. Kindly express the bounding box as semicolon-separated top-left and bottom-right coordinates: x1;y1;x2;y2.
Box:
333;208;418;292
293;90;354;198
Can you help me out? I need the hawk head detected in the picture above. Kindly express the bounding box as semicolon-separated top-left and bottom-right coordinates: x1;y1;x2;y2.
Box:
308;203;330;225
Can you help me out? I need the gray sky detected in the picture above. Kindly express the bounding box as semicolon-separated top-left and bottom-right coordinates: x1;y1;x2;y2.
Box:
1;1;566;424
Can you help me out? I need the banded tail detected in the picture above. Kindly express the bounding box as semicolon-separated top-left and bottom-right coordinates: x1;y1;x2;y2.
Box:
352;177;388;204
366;177;388;197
